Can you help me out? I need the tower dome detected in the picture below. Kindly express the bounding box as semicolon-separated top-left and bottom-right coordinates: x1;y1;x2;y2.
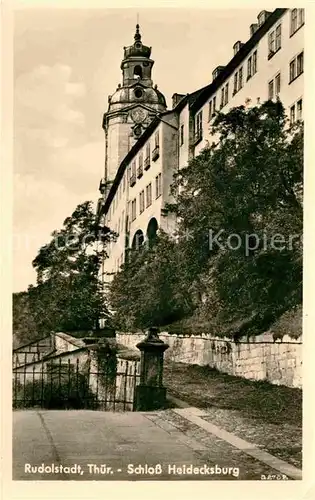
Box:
123;24;152;59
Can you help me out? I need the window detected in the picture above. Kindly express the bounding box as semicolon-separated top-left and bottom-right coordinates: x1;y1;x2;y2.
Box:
233;73;238;95
291;8;298;34
144;143;150;169
233;68;243;95
220;87;224;108
152;132;160;161
155;173;162;199
208;100;212;121
134;87;143;98
268;80;274;100
208;96;216;119
146;183;152;208
289;52;303;83
275;73;281;96
134;65;143;79
268;30;275;54
127;202;131;231
268;24;281;57
275;25;281;51
220;84;229;107
247;56;252;79
289;59;296;82
224;83;229;105
131;161;136;177
131;199;136;222
139;190;145;214
238;67;243;90
194;111;203;142
297;99;303;121
180;124;184;145
268;73;281;100
290;8;304;36
297;52;304;76
137;153;143;178
252;50;257;74
290;105;296;125
130;161;136;186
290;99;303;125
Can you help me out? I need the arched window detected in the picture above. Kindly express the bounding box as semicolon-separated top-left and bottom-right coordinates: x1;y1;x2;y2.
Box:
132;230;144;250
146;218;158;247
134;65;143;79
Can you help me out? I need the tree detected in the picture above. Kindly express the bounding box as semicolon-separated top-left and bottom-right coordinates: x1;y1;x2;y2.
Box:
166;100;303;334
109;232;195;330
109;101;303;336
14;201;112;342
13;292;40;347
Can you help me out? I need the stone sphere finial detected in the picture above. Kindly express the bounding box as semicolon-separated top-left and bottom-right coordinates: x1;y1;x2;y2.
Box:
145;326;160;342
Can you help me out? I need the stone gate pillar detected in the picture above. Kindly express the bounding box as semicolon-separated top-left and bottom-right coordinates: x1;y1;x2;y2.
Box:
134;327;169;411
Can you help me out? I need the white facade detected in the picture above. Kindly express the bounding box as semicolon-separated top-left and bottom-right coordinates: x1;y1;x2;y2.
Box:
192;8;304;160
97;8;304;290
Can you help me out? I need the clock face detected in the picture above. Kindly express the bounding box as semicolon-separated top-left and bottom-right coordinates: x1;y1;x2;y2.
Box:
130;107;147;124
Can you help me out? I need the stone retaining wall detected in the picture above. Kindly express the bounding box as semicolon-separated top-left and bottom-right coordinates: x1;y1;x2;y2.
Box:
117;331;302;389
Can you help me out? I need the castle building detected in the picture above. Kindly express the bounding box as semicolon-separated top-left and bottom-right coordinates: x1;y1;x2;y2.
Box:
96;8;304;295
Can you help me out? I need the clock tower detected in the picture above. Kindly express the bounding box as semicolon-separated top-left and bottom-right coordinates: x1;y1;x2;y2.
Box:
101;24;167;191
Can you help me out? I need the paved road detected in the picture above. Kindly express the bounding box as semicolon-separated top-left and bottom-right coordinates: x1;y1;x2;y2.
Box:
13;409;291;481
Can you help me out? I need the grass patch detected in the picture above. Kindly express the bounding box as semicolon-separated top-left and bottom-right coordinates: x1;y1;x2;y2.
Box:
164;363;302;426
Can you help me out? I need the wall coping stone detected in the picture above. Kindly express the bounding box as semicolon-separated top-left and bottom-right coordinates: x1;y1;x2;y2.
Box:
117;331;302;345
54;332;86;348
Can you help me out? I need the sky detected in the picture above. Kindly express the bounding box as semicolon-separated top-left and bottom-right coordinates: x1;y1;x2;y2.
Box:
13;6;261;292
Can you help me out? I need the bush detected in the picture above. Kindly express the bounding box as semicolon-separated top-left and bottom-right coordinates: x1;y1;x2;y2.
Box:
13;374;99;410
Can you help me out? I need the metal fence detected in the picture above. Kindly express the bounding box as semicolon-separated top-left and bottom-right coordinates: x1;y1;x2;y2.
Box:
13;356;140;412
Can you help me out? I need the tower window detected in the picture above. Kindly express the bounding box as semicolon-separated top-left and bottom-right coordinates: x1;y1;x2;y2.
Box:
134;65;143;79
134;87;144;99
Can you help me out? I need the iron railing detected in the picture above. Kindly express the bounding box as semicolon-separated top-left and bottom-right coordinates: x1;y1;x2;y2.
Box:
13;356;140;412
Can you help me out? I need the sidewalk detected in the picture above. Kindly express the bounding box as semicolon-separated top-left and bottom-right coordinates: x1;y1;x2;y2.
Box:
13;407;301;481
164;362;302;468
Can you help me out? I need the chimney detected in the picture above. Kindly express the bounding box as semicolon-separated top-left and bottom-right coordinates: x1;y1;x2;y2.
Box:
212;66;225;81
257;10;272;27
172;93;185;108
250;23;259;37
233;41;243;56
